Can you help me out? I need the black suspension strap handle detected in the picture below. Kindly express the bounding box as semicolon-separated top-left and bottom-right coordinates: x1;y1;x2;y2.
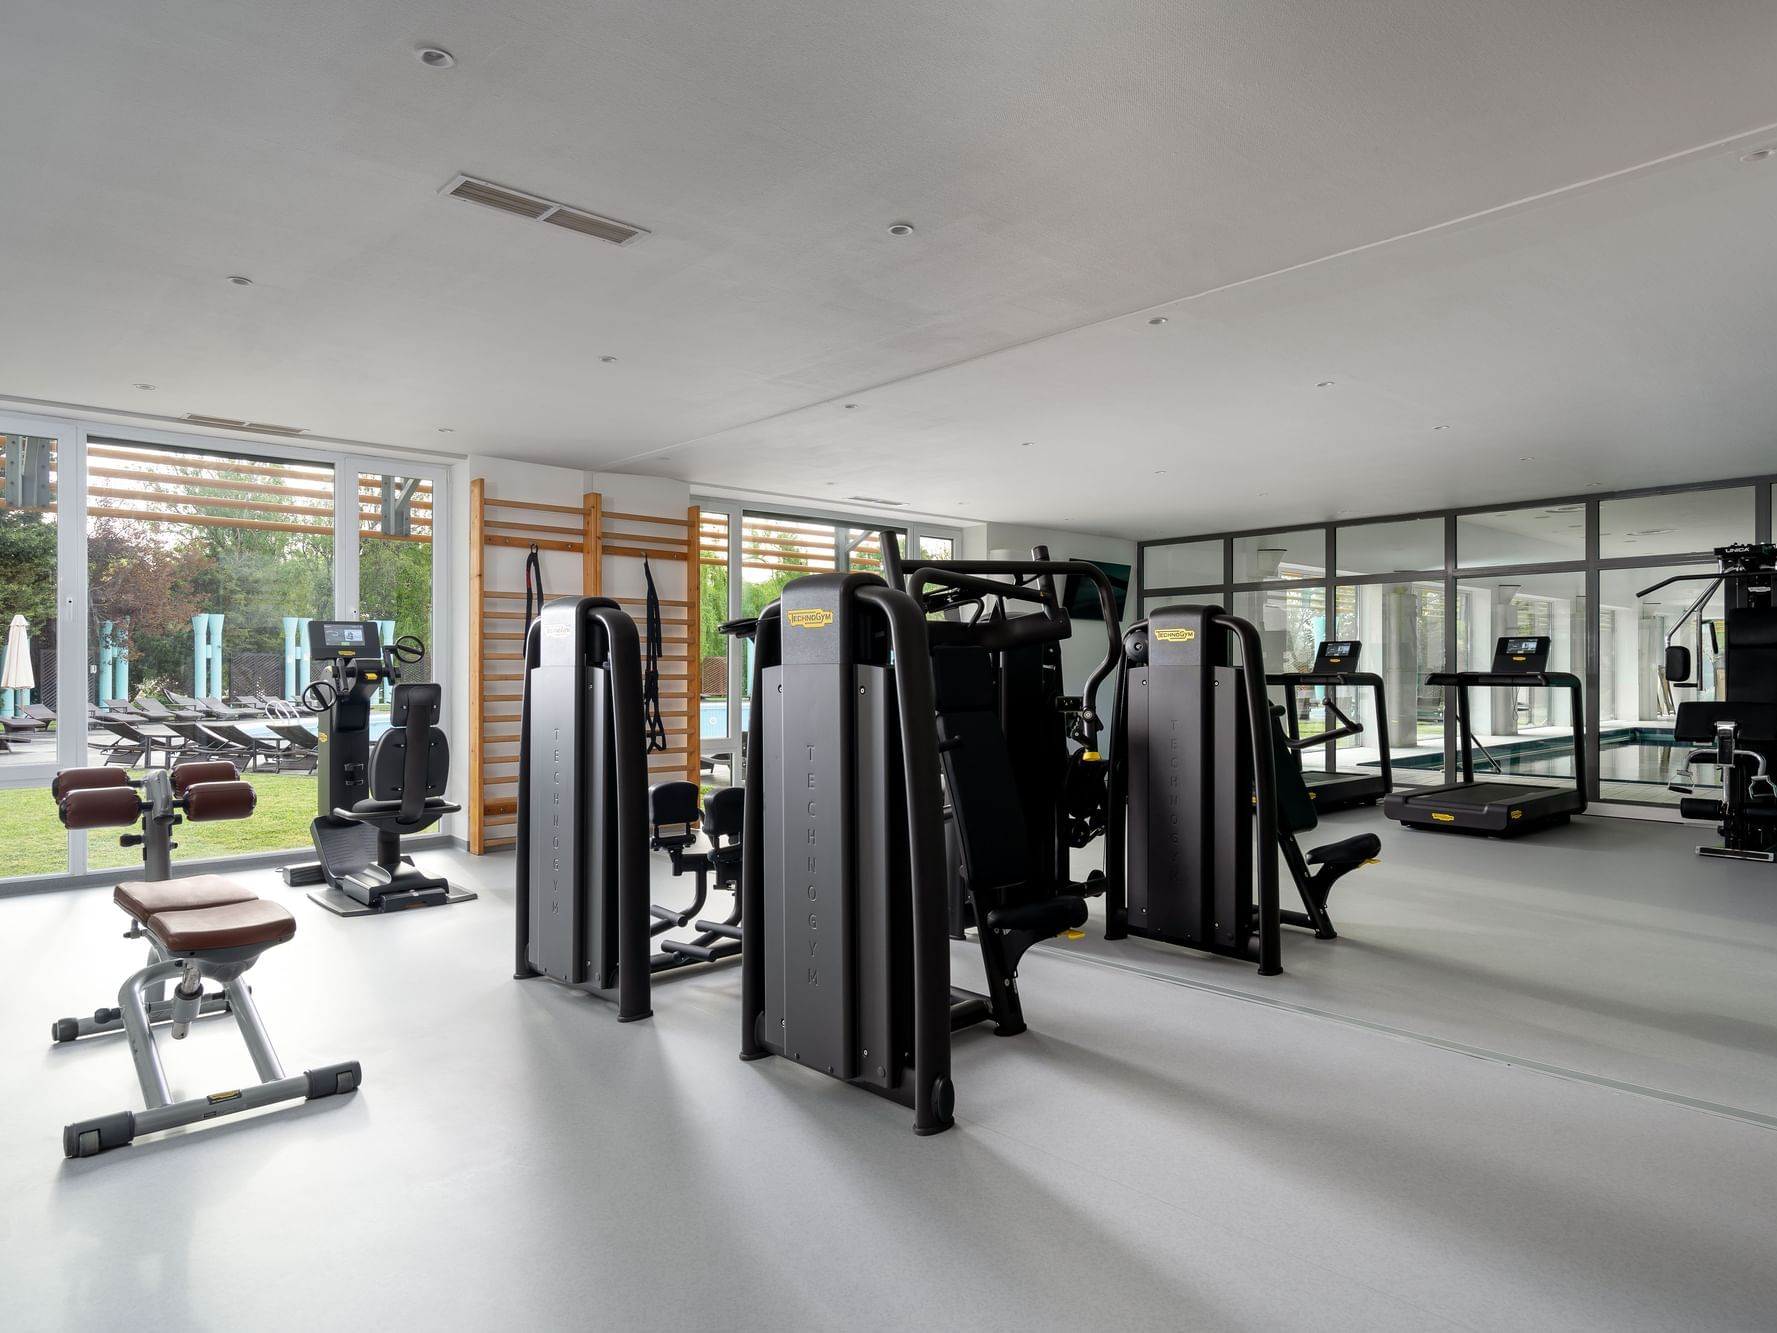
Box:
523;543;545;631
642;557;668;754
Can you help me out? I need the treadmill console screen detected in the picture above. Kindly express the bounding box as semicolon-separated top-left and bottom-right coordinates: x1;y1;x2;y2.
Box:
307;620;382;661
1490;635;1550;673
1313;640;1361;672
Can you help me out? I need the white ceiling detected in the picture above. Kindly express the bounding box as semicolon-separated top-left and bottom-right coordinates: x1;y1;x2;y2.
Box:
4;1;1777;537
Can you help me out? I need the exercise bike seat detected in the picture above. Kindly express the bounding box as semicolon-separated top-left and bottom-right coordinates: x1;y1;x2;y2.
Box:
115;874;257;920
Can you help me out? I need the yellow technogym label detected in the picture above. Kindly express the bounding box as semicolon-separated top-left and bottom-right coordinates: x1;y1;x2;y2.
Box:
1431;812;1456;823
1510;809;1523;819
206;1089;243;1104
1154;627;1196;642
786;608;834;629
544;622;571;639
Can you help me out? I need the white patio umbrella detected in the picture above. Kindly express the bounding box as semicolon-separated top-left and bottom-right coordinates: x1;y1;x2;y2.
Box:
1;614;34;693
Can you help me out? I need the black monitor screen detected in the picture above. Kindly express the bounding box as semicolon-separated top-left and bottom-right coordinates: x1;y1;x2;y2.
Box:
1061;561;1130;623
309;620;382;660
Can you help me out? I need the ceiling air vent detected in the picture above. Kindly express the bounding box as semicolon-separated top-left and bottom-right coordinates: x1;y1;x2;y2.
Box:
184;414;307;436
442;174;648;246
846;495;906;507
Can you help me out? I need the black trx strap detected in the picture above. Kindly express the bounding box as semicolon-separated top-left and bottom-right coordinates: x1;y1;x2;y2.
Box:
523;543;544;630
642;557;668;753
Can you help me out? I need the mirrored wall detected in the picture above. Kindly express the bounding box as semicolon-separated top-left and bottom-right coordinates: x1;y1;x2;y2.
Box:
1139;478;1775;808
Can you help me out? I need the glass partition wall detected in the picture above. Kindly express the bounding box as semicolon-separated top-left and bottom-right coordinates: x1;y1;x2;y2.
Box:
1139;478;1775;810
0;414;447;889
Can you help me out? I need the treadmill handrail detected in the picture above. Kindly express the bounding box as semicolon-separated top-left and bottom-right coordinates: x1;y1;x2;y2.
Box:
1270;669;1394;793
1425;670;1583;689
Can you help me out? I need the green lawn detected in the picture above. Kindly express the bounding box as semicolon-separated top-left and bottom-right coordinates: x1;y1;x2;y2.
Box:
0;771;320;881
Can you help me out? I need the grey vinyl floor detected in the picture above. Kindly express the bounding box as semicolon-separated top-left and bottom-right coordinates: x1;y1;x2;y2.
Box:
4;812;1776;1332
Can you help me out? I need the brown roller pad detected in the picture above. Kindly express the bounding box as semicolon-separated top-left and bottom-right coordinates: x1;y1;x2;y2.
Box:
147;900;296;954
114;874;257;920
50;767;130;800
59;786;143;830
183;781;257;822
170;761;242;794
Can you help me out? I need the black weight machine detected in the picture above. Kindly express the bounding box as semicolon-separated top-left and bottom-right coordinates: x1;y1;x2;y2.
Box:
1644;543;1777;862
1108;604;1380;975
892;548;1122;1021
280;620;471;914
514;597;748;1021
741;572;1108;1133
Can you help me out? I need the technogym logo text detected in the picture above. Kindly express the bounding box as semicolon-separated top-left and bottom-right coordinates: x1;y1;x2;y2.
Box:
786;608;834;629
1154;627;1196;643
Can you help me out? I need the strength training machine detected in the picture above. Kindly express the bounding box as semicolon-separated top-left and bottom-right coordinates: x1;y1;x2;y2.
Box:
1108;604;1380;975
1381;635;1587;837
514;597;747;1021
50;762;360;1157
281;620;471;914
896;548;1122;1030
1644;542;1777;862
740;572;1097;1133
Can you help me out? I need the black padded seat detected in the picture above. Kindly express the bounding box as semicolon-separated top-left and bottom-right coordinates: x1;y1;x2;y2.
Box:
984;897;1088;936
115;874;257;920
1308;833;1381;871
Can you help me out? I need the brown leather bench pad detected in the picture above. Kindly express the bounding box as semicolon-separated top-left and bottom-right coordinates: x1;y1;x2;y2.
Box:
114;874;257;920
147;900;296;954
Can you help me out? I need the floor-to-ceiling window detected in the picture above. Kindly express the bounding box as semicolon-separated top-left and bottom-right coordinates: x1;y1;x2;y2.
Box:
0;423;72;878
0;419;447;890
1137;475;1776;811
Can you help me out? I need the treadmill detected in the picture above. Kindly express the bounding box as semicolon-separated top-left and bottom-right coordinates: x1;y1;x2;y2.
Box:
1383;635;1587;836
1268;640;1393;810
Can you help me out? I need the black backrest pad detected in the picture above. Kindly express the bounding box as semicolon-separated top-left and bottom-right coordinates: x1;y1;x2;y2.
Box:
1268;705;1318;835
703;786;744;843
390;682;443;726
650;780;700;829
369;682;449;810
1727;608;1777;703
932;646;1030;896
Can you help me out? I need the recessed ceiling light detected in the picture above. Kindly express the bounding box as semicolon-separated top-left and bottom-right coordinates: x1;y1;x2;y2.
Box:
1584;482;1604;488
600;355;618;364
1519;456;1534;462
843;403;859;410
416;45;456;69
133;382;156;390
1019;441;1033;448
437;427;454;433
1740;147;1775;163
226;275;254;286
886;222;915;237
1154;469;1168;475
1316;381;1335;388
1147;317;1169;326
1433;424;1450;431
